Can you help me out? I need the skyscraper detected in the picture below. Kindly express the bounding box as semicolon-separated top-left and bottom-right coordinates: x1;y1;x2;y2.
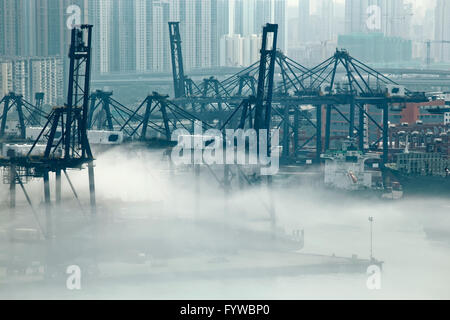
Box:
135;0;149;72
220;33;261;67
234;0;243;35
2;0;287;77
0;0;89;98
345;0;371;34
210;0;219;67
231;0;285;51
234;0;256;36
319;0;334;41
0;57;63;105
0;0;25;56
345;0;410;38
149;1;170;72
179;0;197;69
117;0;136;72
435;0;450;62
384;0;410;38
273;0;287;52
254;0;272;34
217;0;230;38
178;0;218;70
87;0;222;73
298;0;310;43
89;0;136;73
20;0;89;57
89;0;114;74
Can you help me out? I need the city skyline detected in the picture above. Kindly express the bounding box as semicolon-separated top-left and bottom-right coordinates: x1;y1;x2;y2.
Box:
1;1;446;65
1;1;450;303
0;0;449;107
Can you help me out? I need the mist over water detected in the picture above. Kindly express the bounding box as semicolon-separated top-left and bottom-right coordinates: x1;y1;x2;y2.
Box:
0;146;449;299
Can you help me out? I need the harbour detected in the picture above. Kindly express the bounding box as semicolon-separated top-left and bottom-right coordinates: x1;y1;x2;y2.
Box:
0;0;449;301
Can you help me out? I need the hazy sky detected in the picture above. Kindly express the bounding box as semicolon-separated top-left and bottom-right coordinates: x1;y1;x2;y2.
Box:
287;0;436;21
287;0;436;12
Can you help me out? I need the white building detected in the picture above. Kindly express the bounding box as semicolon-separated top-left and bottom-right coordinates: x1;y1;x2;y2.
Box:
220;34;244;67
244;34;262;66
233;0;286;52
135;0;148;72
298;0;310;43
0;62;13;97
220;34;262;67
435;0;450;62
178;0;218;70
0;57;63;105
117;0;136;72
30;58;63;105
89;0;136;73
234;0;256;36
273;0;287;52
149;1;170;72
89;0;114;74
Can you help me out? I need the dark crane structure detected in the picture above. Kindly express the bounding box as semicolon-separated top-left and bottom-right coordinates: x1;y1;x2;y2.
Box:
307;49;428;164
34;92;45;125
81;21;429;169
0;92;48;140
220;49;427;164
83;22;214;141
87;88;210;143
169;22;187;99
166;21;427;165
86;24;211;143
216;24;279;132
87;89;153;135
118;92;211;141
84;23;210;143
88;90;115;131
82;22;428;169
88;22;304;153
174;24;280;232
0;25;96;239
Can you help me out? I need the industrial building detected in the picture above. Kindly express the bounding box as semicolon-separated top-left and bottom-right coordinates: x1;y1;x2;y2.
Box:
338;33;412;63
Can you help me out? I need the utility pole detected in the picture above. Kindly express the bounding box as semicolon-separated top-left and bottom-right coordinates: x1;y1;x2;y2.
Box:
369;216;374;261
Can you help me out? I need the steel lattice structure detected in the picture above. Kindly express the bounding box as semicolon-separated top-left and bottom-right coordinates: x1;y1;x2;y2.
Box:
0;92;48;140
83;22;429;167
86;22;429;166
0;25;97;239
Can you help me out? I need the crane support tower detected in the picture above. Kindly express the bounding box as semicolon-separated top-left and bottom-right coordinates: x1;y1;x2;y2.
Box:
169;22;186;98
0;25;97;239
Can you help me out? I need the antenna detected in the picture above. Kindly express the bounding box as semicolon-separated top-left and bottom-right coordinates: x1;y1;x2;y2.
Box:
369;216;374;261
